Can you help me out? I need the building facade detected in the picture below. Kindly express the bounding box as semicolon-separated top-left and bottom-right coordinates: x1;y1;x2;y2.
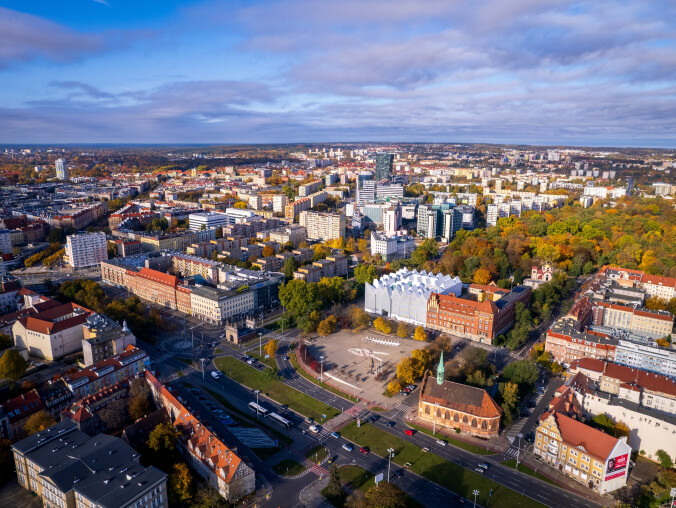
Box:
65;232;108;269
299;211;345;241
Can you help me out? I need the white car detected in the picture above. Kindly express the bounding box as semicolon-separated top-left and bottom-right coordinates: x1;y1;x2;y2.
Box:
309;425;320;434
436;439;447;446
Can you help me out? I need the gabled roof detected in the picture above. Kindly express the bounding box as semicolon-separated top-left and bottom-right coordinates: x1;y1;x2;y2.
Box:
135;267;180;287
419;372;502;418
545;410;619;461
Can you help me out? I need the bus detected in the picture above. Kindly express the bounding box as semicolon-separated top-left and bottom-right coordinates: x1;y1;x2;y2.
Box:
268;412;293;430
248;402;269;417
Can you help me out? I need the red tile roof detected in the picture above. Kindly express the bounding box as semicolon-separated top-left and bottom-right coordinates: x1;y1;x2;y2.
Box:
2;390;45;423
18;302;92;335
419;372;502;418
547;410;619;461
136;267;180;287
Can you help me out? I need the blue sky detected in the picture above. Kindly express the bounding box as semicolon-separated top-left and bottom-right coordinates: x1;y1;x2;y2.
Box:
1;0;675;146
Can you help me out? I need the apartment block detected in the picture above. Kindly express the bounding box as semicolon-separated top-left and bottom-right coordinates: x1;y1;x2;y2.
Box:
299;211;345;241
65;232;108;268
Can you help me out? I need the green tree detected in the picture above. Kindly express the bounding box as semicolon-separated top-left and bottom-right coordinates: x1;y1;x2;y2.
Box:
0;349;28;380
502;359;538;389
354;264;377;284
0;334;12;350
364;481;407;508
148;422;181;457
656;450;673;469
324;464;346;504
298;310;322;333
283;256;299;280
24;411;56;435
279;279;320;317
317;277;346;304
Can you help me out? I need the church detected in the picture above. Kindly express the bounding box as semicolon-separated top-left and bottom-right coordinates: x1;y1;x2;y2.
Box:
417;352;502;438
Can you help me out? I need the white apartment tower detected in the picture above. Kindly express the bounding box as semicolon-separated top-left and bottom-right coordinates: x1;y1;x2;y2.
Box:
65;232;108;268
55;158;68;180
299;211;345;241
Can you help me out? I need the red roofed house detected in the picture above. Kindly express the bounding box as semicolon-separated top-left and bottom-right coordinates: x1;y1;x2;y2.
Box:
535;410;632;493
12;302;94;360
144;371;255;501
417;353;501;438
0;390;45;440
125;267;181;310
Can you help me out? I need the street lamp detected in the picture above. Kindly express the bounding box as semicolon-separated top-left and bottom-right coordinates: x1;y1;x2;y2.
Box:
199;358;208;381
387;448;395;483
259;332;263;357
516;432;524;467
473;489;480;508
254;390;261;420
433;403;439;435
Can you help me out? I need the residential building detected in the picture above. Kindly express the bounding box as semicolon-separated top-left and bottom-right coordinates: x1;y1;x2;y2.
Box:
285;197;312;219
268;225;307;248
114;239;142;257
12;420;167;508
614;339;676;378
55;158;68;180
272;194;288;214
370;231;415;261
189;210;255;231
534;410;631;494
545;318;617;365
190;285;255;324
0;391;45;440
171;252;220;283
298;180;321;197
591;301;673;340
375;153;394;181
125;268;182;310
0;229;12;254
383;204;401;236
442;207;463;242
366;268;462;327
64;232;108;269
523;262;555;289
61;381;130;435
426;285;532;345
299;211;345;241
12;302;94;360
417;356;501;437
145;372;255;501
82;314;136;367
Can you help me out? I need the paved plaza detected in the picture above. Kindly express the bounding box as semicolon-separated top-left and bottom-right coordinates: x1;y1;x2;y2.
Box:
304;329;423;407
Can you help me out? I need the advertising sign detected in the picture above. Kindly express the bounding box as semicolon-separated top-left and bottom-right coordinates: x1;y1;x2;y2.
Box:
605;453;628;481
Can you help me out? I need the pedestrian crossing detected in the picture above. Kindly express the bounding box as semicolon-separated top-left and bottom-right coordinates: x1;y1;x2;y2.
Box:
345;404;362;417
310;465;328;477
504;447;522;459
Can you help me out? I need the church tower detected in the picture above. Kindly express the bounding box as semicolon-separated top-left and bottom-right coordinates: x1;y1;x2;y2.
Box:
436;351;445;385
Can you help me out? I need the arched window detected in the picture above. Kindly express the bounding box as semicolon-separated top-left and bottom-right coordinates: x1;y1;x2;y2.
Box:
454;413;460;422
437;408;442;418
481;420;487;430
471;419;477;428
445;411;451;420
424;405;430;415
463;415;468;424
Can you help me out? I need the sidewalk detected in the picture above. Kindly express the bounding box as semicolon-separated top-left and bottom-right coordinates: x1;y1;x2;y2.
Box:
299;476;332;508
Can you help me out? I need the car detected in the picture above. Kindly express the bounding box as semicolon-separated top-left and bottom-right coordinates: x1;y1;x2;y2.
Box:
283;355;289;361
394;469;404;478
436;439;447;446
421;447;430;453
385;421;395;428
455;496;466;504
327;456;335;464
404;429;414;436
525;432;535;444
403;462;412;469
309;425;320;433
399;390;410;396
342;443;353;452
474;467;485;474
359;447;370;454
280;404;288;411
306;416;314;423
330;432;340;439
370;415;379;423
407;385;416;391
478;463;489;470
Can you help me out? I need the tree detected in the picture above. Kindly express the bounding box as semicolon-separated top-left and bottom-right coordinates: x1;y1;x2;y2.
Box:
24;411;56;435
502;359;538;389
388;379;402;393
397;322;409;338
298;310;322;333
283;256;299;279
0;349;27;380
473;268;492;285
99;398;128;431
317;315;338;336
354;264;377;284
264;339;279;357
279;279;320;317
349;306;371;330
233;201;248;209
365;481;407;508
396;358;416;384
148;422;181;457
373;317;392;334
169;463;193;504
413;326;427;342
263;367;281;381
324;464;346;503
656;337;670;348
317;277;346;304
262;245;275;257
0;334;12;350
656;450;674;469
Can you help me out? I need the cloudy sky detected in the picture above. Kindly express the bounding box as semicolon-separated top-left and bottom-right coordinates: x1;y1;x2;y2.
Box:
1;0;675;146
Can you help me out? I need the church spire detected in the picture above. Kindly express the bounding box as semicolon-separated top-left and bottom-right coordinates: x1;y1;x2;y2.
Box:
436;350;445;385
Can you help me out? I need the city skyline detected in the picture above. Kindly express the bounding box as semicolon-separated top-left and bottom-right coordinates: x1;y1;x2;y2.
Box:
1;1;675;147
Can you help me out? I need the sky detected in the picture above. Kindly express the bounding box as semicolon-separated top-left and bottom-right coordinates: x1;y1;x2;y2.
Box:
1;0;675;147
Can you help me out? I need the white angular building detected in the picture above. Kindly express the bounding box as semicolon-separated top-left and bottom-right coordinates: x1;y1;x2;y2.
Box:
365;268;462;326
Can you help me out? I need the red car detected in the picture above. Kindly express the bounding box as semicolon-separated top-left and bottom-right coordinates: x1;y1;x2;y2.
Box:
404;429;414;436
360;447;370;454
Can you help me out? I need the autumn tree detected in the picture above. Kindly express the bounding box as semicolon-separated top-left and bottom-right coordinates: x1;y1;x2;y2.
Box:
473;268;492;285
0;349;28;380
373;317;392;334
264;339;279;357
388;379;402;393
397;322;409;338
396;358;416;385
499;382;519;425
169;463;194;504
148;422;181;461
349;306;371;330
99;398;128;431
298;310;322;333
365;481;407;508
24;411;56;436
413;326;427;342
262;245;275;257
317;315;338;336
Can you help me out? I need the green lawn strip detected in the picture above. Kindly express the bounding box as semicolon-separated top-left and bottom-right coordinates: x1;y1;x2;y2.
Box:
289;352;358;403
203;387;292;445
502;459;557;485
249;351;277;369
273;459;306;476
407;422;496;455
340;422;546;508
306;445;329;463
214;356;340;421
214;348;222;354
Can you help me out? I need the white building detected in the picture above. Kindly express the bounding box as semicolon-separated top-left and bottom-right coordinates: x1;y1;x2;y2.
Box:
65;232;108;268
189;209;255;231
583;186;627;199
299;211;345;241
365;268;462;326
614;339;676;378
370;232;415;262
383;204;402;236
55;158;68;180
0;230;12;255
272;194;288;214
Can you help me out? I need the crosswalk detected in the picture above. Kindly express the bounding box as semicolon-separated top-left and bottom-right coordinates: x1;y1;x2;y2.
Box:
345;404;362;417
504;446;524;459
310;465;329;477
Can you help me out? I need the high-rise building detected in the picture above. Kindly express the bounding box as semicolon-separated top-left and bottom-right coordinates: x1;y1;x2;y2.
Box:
375;153;394;181
442;207;463;242
65;232;108;268
383;204;402;236
299;211;345;241
55;158;68;180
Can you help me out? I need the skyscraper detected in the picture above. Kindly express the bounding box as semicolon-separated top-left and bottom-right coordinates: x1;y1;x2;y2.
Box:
375;153;393;181
55;158;68;180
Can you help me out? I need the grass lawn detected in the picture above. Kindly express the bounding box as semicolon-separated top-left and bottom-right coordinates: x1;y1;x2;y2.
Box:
407;422;495;455
203;387;293;445
214;348;222;354
340;422;546;508
273;459;306;476
502;459;557;485
249;351;277;369
306;445;329;463
289;353;358;403
214;356;340;421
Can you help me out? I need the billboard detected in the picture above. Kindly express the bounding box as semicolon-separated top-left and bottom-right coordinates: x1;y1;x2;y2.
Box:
605;453;628;481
